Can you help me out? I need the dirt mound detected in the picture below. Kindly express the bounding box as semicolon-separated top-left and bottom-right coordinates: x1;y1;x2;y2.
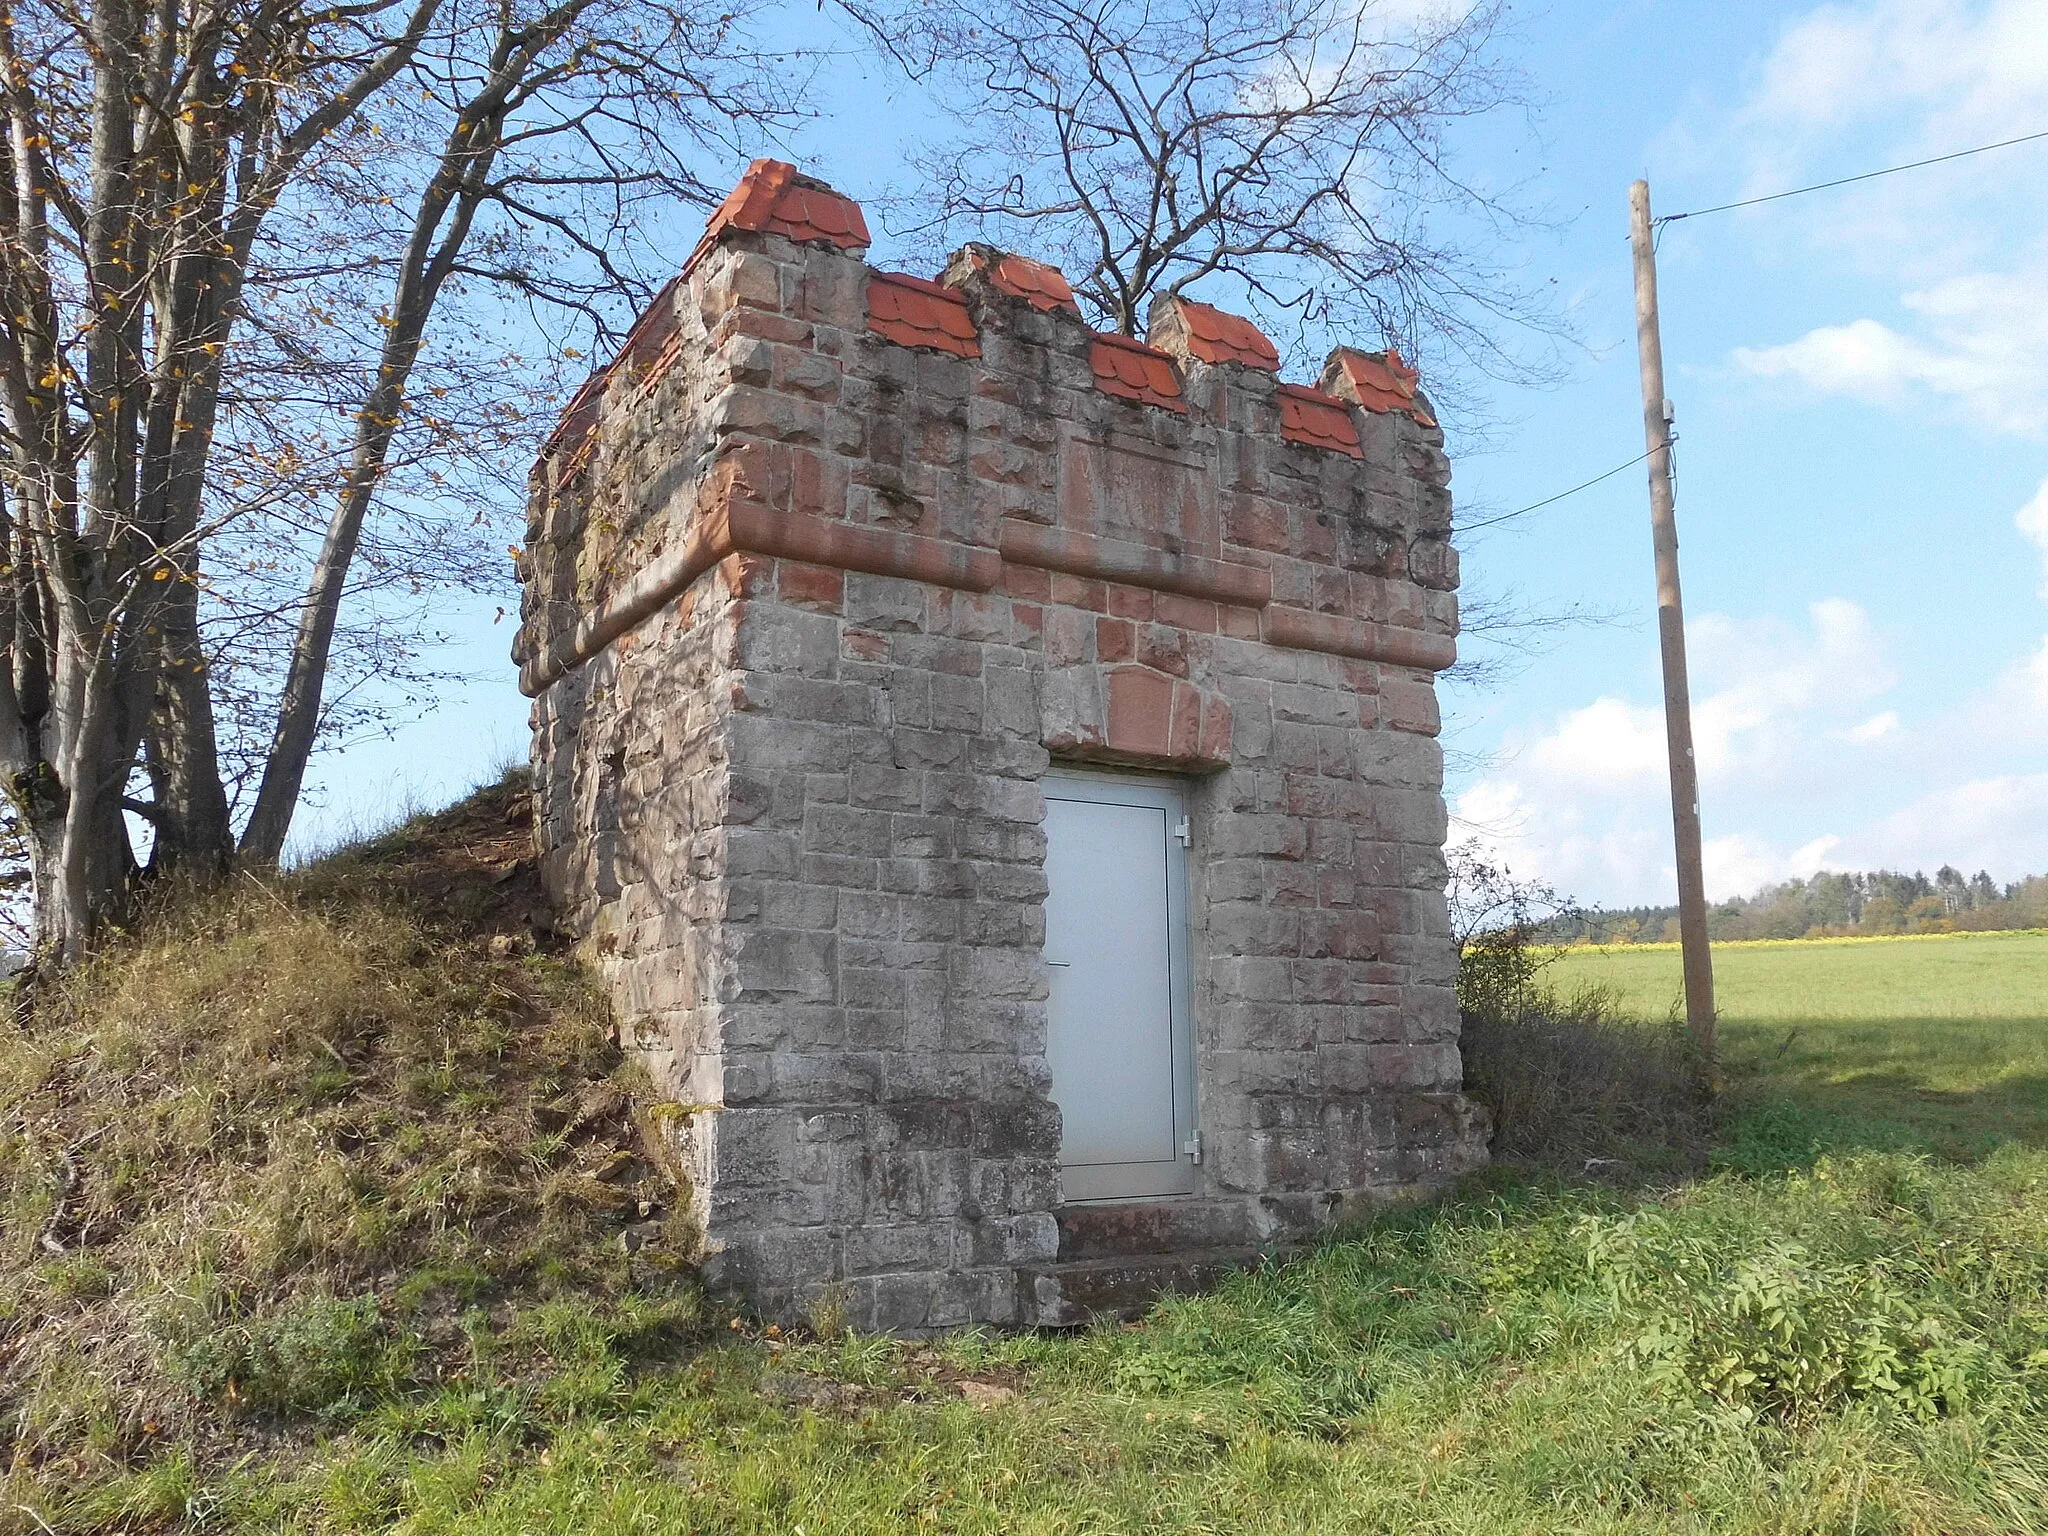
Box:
0;774;701;1514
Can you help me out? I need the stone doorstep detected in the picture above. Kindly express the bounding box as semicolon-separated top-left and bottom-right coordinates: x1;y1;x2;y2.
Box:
1022;1195;1292;1327
1018;1248;1271;1327
1054;1196;1267;1260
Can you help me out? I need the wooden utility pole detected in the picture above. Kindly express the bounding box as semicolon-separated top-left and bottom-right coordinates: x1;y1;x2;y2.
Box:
1628;178;1718;1078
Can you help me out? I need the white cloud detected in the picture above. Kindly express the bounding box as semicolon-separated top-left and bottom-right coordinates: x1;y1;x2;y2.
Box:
1742;0;2048;145
1457;601;1886;902
1453;582;2048;905
1840;774;2048;874
1714;0;2048;434
2018;477;2048;595
1733;268;2048;436
1704;832;1844;899
1526;697;1664;785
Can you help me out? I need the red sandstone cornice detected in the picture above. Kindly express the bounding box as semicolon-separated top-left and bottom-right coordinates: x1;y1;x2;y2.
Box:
520;159;1459;695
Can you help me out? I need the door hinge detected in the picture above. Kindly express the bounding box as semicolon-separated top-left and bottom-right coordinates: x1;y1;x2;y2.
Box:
1183;1130;1203;1164
1173;815;1191;847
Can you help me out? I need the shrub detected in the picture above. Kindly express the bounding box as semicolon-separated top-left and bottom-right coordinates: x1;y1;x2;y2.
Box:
1462;986;1709;1170
1448;842;1709;1171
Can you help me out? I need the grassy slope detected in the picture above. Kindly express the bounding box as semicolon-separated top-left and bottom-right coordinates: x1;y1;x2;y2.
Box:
3;797;2046;1534
1552;934;2048;1160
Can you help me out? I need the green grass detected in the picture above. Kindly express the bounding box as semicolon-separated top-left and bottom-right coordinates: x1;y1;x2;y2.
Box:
6;802;2047;1534
1550;932;2048;1162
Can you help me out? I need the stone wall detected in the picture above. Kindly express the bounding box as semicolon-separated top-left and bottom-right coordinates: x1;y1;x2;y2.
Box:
517;161;1487;1331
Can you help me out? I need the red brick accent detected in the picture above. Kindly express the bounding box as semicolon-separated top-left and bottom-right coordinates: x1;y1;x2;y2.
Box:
1320;347;1437;428
867;272;981;357
1152;297;1280;372
1089;333;1187;413
685;158;870;274
948;246;1081;314
1276;383;1363;458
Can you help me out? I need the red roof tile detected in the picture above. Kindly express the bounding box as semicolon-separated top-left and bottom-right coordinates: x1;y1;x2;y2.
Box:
868;271;981;357
949;247;1081;314
990;254;1079;313
541;369;606;470
1156;297;1279;371
1090;333;1186;412
1321;346;1436;427
1276;383;1363;457
684;158;870;274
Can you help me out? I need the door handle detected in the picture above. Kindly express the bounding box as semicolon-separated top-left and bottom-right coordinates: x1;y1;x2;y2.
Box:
1045;959;1071;967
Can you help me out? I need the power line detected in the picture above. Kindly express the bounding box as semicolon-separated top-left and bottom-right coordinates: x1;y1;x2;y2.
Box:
1654;127;2048;225
1474;131;2048;536
1458;447;1654;534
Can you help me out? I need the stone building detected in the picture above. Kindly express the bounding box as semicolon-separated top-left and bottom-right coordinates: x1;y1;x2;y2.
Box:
515;159;1487;1333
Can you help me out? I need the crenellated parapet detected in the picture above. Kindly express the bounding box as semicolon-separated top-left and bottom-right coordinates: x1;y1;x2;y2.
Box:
516;159;1458;705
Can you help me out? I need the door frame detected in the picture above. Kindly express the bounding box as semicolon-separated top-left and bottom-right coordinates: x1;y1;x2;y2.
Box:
1041;766;1200;1202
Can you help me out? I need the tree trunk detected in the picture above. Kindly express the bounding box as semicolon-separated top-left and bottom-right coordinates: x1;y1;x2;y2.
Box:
239;114;501;864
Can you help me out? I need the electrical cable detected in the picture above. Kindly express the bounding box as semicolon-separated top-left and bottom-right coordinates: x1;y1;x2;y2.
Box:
1457;446;1655;533
1470;132;2048;535
1654;127;2048;225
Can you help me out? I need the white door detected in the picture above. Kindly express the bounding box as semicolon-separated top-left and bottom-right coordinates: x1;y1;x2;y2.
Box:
1042;772;1197;1201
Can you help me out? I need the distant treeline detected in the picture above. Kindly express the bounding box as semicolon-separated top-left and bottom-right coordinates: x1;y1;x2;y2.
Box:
1543;867;2048;945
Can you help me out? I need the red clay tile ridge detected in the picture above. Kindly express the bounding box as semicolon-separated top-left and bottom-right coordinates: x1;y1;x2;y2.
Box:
944;244;1082;315
1148;296;1280;372
1320;346;1437;428
683;158;871;275
1275;383;1363;458
868;271;981;357
1089;332;1187;413
539;274;685;474
540;368;607;475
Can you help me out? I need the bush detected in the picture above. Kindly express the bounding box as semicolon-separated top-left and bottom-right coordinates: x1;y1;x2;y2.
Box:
1462;986;1710;1170
1449;842;1709;1172
156;1294;406;1419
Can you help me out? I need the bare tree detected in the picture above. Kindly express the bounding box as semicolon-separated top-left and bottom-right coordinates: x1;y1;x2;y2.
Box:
873;0;1550;374
0;0;794;959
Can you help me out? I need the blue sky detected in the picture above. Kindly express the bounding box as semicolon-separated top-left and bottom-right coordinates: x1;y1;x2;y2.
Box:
293;0;2048;910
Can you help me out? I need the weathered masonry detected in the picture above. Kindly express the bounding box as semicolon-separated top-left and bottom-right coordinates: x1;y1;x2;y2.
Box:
516;159;1487;1332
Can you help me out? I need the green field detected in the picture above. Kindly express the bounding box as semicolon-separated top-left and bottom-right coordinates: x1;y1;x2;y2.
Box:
1550;931;2048;1161
9;814;2048;1536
